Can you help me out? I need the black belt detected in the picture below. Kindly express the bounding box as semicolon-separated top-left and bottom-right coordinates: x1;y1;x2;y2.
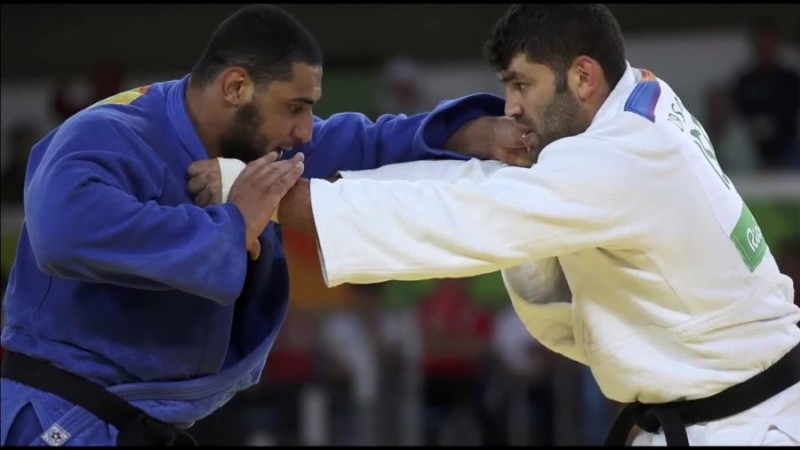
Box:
605;341;800;446
1;351;198;446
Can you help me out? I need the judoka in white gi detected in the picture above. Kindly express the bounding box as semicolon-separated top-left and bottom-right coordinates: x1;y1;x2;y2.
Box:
195;4;800;446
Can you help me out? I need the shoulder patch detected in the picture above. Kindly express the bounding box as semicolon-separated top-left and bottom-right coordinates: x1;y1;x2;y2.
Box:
92;85;151;107
623;69;661;122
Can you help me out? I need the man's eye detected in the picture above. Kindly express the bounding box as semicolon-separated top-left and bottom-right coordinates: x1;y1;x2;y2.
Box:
514;83;527;92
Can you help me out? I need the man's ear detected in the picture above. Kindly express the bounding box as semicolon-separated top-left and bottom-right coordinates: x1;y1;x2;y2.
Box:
570;55;604;103
219;67;255;107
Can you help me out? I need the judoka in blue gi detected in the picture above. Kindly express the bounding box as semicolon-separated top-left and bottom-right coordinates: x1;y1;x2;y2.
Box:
0;4;529;446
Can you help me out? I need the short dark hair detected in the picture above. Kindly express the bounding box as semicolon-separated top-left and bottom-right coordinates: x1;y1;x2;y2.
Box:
190;4;323;88
484;4;627;91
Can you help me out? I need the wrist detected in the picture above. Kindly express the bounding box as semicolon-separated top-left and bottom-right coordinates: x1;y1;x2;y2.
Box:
276;179;315;235
445;116;490;158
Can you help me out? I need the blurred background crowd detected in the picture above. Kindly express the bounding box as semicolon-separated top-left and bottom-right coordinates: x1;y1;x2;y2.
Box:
1;3;798;446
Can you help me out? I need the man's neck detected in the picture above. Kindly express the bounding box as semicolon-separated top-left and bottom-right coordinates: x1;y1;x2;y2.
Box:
585;84;612;128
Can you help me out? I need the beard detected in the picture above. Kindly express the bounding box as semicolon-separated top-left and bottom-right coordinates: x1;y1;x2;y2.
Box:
219;102;269;163
522;87;586;158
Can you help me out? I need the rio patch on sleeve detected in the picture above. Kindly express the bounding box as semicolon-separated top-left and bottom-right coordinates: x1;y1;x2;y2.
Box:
730;203;768;272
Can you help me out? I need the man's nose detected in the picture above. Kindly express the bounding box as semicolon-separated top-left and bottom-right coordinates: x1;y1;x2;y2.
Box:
292;113;313;144
505;101;523;119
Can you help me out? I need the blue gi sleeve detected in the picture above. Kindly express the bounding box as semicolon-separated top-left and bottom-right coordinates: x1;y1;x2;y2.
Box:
285;93;506;178
24;116;250;305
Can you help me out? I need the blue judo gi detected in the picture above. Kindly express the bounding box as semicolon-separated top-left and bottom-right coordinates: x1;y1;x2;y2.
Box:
0;75;503;446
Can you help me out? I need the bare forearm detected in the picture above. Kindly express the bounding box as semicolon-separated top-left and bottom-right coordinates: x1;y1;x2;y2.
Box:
277;178;318;237
446;116;532;167
445;117;484;155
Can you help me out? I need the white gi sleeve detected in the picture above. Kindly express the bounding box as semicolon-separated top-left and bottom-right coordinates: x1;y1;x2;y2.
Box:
334;158;584;362
310;140;641;287
337;158;508;182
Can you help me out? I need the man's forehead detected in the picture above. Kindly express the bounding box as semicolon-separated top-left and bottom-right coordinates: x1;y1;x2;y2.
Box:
288;63;322;87
271;64;323;101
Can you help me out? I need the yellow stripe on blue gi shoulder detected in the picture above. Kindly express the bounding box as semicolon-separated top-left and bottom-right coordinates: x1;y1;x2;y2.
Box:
92;85;151;107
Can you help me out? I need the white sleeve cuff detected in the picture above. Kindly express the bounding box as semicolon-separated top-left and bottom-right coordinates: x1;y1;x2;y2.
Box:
217;158;247;203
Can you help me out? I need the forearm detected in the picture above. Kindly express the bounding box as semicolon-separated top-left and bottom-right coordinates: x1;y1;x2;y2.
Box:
337;158;506;183
281;93;505;178
27;159;250;304
307;174;563;286
444;117;486;157
418;94;506;161
306;158;632;287
277;178;317;237
29;200;250;304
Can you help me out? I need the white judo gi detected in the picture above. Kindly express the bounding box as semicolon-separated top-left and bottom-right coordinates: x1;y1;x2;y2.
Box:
222;64;800;445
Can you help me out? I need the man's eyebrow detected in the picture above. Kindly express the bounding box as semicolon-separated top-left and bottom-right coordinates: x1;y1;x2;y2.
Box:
499;71;519;83
289;97;315;105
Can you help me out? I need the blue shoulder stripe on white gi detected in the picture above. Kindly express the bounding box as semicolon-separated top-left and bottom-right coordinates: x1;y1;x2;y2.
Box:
623;70;661;122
